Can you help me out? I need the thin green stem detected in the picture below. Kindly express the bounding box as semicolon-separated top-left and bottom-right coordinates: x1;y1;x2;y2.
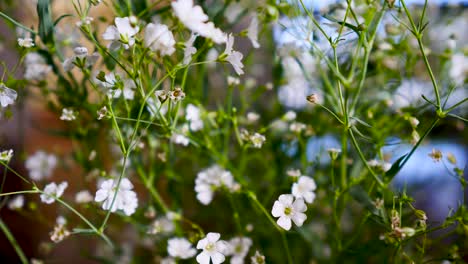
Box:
0;218;28;264
0;11;37;35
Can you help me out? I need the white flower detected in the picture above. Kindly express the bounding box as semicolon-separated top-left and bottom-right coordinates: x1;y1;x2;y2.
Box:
247;16;260;49
226;237;252;264
172;0;226;44
291;176;316;204
63;46;99;71
168;237;197;259
148;215;175;235
0;83;17;108
50;216;70;243
220;34;244;75
289;122;306;133
169;88;186;102
24;53;52;81
76;16;94;27
195;165;238;205
95;178;138;216
144;23;176;56
7;195;24;210
100;72;135;100
171;133;190;146
250;251;265;264
25;151;57;181
97;106;108;120
249;133;266;148
449;53;468;85
40;181;68;204
0;149;13;162
196;232;228;264
283;111;296;121
227;76;240;86
161;257;176;264
60;108;77;121
367;159;391;172
102;17;140;50
186;104;204;131
18;38;34;48
246;112;260;123
286;169;301;178
75;190;93;204
271;194;307;230
183;34;198;65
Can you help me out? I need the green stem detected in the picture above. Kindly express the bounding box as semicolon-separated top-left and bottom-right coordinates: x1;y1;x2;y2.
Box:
0;218;28;264
0;11;37;35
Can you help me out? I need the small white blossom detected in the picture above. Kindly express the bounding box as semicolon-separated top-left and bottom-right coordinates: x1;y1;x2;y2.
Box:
75;190;93;204
250;251;265;264
289;122;306;133
286;169;301;178
246;112;260;123
186;104;204;131
161;257;176;264
283;111;296;121
367;159;391;172
196;232;228;264
227;76;240;86
7;195;24;210
449;53;467;85
25;151;57;181
60;108;77;121
171;133;190;146
76;16;94;27
0;83;17;108
220;34;244;75
183;34;198;65
249;133;266;148
17;38;34;48
247;16;260;48
292;176;317;204
168;237;197;259
148;215;175;235
97;106;108;120
102;17;140;50
50;216;71;243
24;53;52;81
63;46;99;71
40;181;68;204
271;194;307;231
95;178;138;216
169;88;186;102
144;23;176;56
226;237;252;264
195;165;238;205
0;149;13;162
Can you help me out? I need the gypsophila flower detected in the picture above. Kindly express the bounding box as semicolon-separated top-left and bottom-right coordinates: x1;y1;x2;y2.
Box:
172;0;226;44
287;169;301;178
196;232;228;264
50;216;71;243
220;34;244;75
25;151;57;181
17;37;34;48
195;165;238;205
60;108;77;121
75;190;93;204
40;181;68;204
226;237;252;264
148;216;175;235
171;133;190;146
97;106;108;120
102;17;140;50
292;176;317;204
168;237;197;259
327;148;341;160
367;159;391;173
161;257;176;264
63;46;99;71
247;16;260;48
24;52;52;81
169;88;186;102
76;16;94;27
271;194;307;231
408;117;419;128
0;83;17;108
428;149;443;162
0;149;13;162
7;195;24;210
227;76;240;86
95;178;138;216
246;112;260;123
249;133;266;148
186;104;204;131
250;251;265;264
289;122;306;133
283;111;297;121
183;34;198;65
144;23;176;56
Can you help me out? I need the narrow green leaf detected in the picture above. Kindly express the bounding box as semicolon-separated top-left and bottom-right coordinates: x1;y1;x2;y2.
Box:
54;14;73;26
384;153;408;181
37;0;54;44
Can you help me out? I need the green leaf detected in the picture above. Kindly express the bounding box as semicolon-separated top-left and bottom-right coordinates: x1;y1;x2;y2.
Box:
384;153;408;182
54;14;73;26
349;185;378;215
37;0;54;45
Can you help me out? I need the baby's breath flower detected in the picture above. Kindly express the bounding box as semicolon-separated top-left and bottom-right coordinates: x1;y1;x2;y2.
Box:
247;16;260;48
220;34;244;75
428;149;443;162
17;37;34;48
186;104;204;131
292;176;317;204
102;17;140;50
25;151;57;181
171;133;190;146
195;165;238;205
367;159;391;173
50;216;71;243
169;88;186;102
289;122;306;133
40;181;68;204
76;16;94;27
95;178;138;216
161;257;176;264
287;169;301;178
246;112;260;123
227;76;240;86
144;23;176;56
148;216;175;235
97;106;108;120
168;237;197;259
0;149;13;162
250;133;266;148
183;34;198;65
226;236;252;264
24;52;52;81
271;194;307;231
0;83;17;108
75;190;93;204
283;110;296;121
63;46;99;71
327;148;341;160
196;232;228;264
306;94;318;104
7;195;24;210
60;108;77;121
251;251;265;264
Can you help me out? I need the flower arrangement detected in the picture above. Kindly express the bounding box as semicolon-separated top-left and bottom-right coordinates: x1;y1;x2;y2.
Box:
0;0;467;263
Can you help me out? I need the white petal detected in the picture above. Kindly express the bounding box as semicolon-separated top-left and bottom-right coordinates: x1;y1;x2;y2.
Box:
196;251;211;264
291;212;307;227
277;216;292;231
211;252;225;264
278;194;293;206
206;232;220;243
293;198;307;212
271;201;284;217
